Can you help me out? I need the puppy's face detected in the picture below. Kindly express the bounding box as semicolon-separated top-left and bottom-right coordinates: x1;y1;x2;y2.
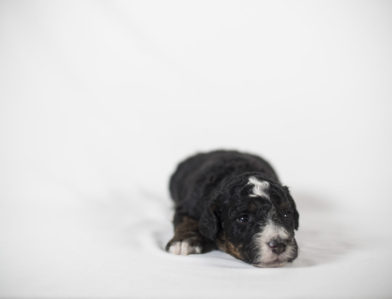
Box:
199;175;299;267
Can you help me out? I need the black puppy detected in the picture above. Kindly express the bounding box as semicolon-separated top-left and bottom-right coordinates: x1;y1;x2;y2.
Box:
166;150;299;267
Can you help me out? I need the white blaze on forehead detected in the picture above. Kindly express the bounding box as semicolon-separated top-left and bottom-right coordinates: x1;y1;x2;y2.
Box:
248;176;270;199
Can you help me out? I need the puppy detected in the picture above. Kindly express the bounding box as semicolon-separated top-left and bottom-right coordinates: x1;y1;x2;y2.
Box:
165;150;299;267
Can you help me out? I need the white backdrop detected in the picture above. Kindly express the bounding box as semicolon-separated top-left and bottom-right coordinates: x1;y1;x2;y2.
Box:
1;1;392;298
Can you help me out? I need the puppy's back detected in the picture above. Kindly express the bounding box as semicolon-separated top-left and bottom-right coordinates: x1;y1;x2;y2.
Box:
169;150;279;209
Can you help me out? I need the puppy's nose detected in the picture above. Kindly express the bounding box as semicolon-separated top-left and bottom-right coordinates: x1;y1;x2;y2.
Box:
267;239;286;254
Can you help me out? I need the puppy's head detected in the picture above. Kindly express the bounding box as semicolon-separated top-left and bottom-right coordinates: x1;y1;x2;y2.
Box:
199;173;299;267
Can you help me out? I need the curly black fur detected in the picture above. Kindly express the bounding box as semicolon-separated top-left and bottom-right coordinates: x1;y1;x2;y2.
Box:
166;150;299;267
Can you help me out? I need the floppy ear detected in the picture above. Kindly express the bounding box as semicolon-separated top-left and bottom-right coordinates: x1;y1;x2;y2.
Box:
283;186;299;230
199;204;219;240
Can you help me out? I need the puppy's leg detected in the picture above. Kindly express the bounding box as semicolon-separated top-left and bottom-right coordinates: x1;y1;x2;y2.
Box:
166;214;215;255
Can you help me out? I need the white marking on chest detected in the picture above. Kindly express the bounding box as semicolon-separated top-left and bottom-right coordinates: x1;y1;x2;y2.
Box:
248;176;270;199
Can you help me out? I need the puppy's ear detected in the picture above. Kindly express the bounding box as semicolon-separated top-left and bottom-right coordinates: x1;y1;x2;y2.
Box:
199;204;218;240
283;186;299;230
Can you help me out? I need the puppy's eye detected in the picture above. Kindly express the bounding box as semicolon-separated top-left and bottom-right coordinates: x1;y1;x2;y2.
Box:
282;211;291;218
236;215;249;223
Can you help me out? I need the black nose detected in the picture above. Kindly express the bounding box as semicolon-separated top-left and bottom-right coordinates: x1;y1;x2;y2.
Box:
267;240;286;254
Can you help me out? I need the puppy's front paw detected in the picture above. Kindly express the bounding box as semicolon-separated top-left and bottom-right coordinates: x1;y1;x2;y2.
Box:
166;238;202;255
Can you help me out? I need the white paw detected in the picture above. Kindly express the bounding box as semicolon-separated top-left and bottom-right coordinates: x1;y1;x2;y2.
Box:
167;240;202;255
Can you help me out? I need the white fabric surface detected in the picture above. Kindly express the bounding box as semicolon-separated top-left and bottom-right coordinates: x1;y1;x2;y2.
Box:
1;1;392;298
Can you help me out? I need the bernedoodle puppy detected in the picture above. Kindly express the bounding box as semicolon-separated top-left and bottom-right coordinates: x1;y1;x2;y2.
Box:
165;150;299;267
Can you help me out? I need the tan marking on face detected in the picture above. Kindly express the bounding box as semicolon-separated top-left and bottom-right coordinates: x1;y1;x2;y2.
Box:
249;202;257;212
217;235;244;260
279;202;291;209
226;241;244;260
